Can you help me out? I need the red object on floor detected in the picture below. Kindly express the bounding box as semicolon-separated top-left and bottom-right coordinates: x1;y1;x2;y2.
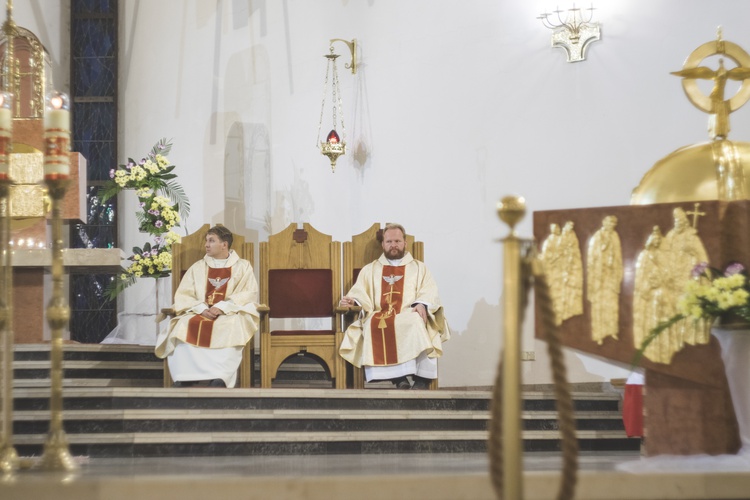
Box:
623;383;644;438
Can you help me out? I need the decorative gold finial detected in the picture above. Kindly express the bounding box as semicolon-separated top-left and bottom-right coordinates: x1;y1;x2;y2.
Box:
497;195;526;235
671;29;750;140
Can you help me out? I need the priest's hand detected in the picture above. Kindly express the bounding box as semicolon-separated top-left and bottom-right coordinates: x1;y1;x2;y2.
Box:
412;303;428;323
201;307;225;320
340;296;356;307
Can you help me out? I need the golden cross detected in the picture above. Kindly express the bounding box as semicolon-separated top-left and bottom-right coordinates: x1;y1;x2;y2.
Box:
686;202;706;229
383;286;401;315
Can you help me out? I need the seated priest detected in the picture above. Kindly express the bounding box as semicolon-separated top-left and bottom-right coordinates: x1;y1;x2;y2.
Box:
155;225;259;387
339;223;450;390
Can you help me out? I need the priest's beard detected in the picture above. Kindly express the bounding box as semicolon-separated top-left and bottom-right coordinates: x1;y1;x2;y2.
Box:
385;247;406;260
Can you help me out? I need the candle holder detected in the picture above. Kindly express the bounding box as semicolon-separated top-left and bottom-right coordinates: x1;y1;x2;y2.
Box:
0;176;19;474
36;177;76;471
37;89;75;471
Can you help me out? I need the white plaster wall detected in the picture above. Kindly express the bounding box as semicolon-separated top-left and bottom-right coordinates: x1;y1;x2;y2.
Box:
113;0;750;387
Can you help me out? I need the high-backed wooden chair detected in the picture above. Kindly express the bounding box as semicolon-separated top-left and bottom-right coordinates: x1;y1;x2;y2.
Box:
163;223;255;388
342;223;438;389
259;223;346;389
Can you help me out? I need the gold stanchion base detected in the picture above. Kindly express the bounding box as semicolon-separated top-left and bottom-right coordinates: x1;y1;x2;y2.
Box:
37;430;78;471
0;444;18;474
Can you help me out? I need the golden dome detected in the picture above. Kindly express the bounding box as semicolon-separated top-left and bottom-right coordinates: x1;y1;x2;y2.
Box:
630;139;750;204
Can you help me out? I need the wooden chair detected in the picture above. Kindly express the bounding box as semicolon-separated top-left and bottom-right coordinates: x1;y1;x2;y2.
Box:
162;223;255;388
258;223;346;389
342;223;438;389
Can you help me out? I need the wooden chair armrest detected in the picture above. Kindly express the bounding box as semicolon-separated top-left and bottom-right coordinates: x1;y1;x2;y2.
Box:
160;307;176;317
335;305;362;315
257;304;270;314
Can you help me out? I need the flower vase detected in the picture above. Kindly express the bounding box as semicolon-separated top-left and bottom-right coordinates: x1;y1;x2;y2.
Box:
711;324;750;454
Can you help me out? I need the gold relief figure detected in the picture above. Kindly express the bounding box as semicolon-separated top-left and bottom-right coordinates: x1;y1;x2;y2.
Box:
540;223;564;323
540;221;584;325
559;221;584;323
633;226;676;364
663;207;710;348
586;216;623;345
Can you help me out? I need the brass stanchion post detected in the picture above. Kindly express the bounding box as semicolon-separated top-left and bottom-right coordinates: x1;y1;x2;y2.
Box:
497;195;527;500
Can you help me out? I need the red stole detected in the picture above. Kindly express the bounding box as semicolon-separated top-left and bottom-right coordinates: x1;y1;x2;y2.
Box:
370;265;405;365
186;267;232;348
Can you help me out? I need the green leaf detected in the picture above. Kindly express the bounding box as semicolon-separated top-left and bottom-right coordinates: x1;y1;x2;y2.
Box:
104;269;137;301
164;179;191;219
98;183;122;203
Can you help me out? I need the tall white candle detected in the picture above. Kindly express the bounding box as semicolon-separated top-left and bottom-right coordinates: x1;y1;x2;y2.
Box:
43;92;71;179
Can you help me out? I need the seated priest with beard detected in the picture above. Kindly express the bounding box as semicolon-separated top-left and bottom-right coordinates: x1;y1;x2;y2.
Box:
339;223;450;389
155;225;259;387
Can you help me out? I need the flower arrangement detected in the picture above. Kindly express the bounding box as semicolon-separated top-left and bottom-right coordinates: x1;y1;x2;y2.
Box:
137;194;181;234
101;138;188;206
116;232;182;291
101;139;190;299
637;262;750;363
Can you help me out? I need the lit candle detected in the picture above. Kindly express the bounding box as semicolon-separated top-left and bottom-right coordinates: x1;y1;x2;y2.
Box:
0;92;11;180
43;91;71;179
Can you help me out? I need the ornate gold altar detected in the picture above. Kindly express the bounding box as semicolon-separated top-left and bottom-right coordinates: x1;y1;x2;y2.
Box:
535;31;750;456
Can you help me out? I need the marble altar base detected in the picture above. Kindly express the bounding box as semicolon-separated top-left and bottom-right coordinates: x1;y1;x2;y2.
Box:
11;248;123;343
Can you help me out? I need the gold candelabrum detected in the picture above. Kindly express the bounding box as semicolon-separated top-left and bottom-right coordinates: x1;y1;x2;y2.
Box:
36;90;76;471
537;3;600;62
0;0;76;472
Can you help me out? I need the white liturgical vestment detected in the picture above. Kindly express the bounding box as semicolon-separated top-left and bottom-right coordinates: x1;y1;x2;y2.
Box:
155;250;259;386
339;252;450;379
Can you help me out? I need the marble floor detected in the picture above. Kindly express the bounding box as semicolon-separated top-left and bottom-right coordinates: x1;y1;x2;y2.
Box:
2;450;750;500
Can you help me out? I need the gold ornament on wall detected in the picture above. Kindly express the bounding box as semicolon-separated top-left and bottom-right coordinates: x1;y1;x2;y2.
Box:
537;3;600;63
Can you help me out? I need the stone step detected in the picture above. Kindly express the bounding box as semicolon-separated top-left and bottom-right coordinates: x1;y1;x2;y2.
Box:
6;346;638;458
12;428;638;458
10;387;622;413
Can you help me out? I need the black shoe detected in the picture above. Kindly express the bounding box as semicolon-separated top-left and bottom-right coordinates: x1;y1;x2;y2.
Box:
392;376;411;390
172;381;196;388
411;376;432;390
208;378;227;388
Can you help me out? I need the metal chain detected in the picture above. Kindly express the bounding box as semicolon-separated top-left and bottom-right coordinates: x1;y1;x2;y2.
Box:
316;54;331;147
332;56;346;143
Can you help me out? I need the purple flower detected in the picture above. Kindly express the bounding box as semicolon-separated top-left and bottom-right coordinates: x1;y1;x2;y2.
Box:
151;249;158;256
154;236;163;246
691;262;709;278
139;202;146;208
155;220;163;228
148;209;160;216
109;169;115;179
725;262;746;276
142;252;150;258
